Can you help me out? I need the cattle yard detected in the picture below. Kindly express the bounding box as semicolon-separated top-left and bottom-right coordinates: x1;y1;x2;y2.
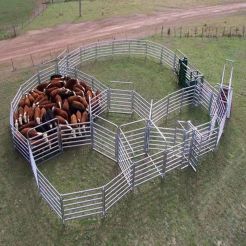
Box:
10;39;233;223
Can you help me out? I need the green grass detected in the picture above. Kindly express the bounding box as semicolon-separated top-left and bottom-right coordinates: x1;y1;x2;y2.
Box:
0;37;246;245
0;0;37;27
39;147;119;193
79;56;211;128
26;0;241;30
80;56;179;101
0;0;37;39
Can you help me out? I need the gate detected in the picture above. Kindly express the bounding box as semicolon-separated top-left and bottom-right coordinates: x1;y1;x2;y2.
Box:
108;81;133;114
188;130;202;171
92;116;118;161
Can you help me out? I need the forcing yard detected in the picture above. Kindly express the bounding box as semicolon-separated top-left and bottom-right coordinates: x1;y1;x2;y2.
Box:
0;37;246;245
38;55;210;194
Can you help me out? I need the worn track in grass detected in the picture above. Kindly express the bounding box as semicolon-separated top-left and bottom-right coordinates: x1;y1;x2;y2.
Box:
0;2;245;63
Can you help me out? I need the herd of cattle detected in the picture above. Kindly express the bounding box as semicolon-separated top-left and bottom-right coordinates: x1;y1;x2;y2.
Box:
14;75;100;140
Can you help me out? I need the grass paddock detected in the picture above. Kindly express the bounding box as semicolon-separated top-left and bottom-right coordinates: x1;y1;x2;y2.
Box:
0;37;245;245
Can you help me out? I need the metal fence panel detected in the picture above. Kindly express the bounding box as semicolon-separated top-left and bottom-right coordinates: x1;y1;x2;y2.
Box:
62;187;103;221
92;117;118;161
60;123;91;148
37;169;62;219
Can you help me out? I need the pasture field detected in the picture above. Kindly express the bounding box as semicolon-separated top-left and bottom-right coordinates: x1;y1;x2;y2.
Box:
26;0;243;30
0;0;37;28
0;37;245;245
0;0;38;39
39;56;209;193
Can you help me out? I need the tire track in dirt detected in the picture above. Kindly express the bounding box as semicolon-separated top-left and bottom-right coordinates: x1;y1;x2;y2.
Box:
0;2;245;62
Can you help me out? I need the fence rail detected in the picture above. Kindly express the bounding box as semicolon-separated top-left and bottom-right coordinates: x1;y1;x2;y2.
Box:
9;39;231;223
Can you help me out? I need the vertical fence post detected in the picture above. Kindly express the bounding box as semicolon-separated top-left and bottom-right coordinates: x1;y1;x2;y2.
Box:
188;130;195;162
181;130;188;166
115;127;120;163
11;58;16;71
192;82;197;106
188;130;197;172
160;47;164;65
214;127;220;149
107;88;111;113
90;112;94;149
28;141;38;186
60;195;65;224
131;90;134;115
180;88;184;113
197;76;204;106
144;120;150;154
36;171;43;203
189;71;193;85
102;186;106;217
30;54;34;67
149;99;153;121
166;95;170;121
208;93;214;116
37;66;41;84
173;52;177;72
131;163;135;191
57;124;63;153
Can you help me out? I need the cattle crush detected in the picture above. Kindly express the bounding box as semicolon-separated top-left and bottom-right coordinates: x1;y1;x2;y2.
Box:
10;40;234;223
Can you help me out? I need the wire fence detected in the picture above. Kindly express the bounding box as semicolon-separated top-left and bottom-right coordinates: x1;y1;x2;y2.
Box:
1;23;245;73
10;39;231;223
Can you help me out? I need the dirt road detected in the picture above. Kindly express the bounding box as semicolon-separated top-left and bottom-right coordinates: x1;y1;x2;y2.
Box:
0;2;245;62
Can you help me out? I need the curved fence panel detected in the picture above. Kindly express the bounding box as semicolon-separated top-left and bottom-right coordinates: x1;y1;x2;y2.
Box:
133;92;151;119
60;122;91;149
62;187;103;221
9;39;232;223
92;117;118;161
134;151;164;187
152;86;196;124
11;127;30;161
90;89;108;116
104;171;132;212
108;88;133;114
121;127;146;158
37;169;63;219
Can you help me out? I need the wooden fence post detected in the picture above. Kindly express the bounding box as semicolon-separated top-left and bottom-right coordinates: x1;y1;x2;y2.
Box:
30;54;34;67
11;59;16;71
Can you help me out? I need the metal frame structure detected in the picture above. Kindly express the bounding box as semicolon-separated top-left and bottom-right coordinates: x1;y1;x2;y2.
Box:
9;39;233;223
